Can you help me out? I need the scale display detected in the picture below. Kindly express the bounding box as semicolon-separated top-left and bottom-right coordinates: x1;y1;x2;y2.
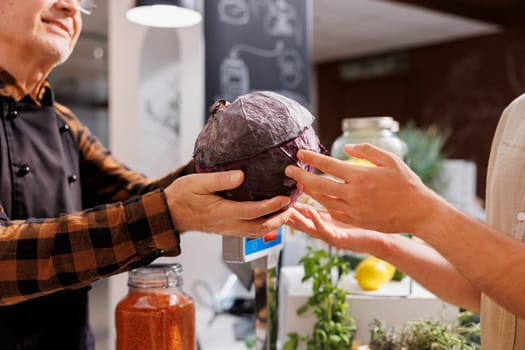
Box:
223;226;284;263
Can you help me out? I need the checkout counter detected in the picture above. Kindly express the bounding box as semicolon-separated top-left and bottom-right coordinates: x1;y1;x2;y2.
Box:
195;227;458;349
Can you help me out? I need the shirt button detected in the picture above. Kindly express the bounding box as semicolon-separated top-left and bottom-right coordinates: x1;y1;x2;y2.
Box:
517;212;525;222
9;109;18;119
16;165;31;177
68;174;78;183
59;124;71;133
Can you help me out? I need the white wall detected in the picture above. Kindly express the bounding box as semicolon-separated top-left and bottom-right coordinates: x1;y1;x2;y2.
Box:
108;0;204;169
89;2;229;350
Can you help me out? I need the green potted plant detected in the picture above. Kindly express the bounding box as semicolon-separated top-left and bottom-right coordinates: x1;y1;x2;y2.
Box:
283;247;357;350
398;122;450;194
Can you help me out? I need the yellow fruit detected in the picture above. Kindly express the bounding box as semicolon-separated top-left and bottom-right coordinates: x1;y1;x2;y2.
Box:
345;157;375;167
354;257;396;291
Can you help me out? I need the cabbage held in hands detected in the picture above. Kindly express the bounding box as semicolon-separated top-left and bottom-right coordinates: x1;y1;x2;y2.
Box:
193;91;324;206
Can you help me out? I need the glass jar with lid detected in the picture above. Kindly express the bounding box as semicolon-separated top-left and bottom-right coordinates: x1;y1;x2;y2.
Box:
115;263;195;350
330;116;406;161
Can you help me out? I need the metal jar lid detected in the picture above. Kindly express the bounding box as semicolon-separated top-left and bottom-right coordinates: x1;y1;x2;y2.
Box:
342;116;398;132
128;263;183;289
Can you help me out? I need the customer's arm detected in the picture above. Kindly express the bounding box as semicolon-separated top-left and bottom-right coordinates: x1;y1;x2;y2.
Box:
289;204;481;313
415;199;525;319
286;144;525;319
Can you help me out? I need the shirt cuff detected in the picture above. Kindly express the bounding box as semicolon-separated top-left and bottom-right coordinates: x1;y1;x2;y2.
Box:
123;189;181;258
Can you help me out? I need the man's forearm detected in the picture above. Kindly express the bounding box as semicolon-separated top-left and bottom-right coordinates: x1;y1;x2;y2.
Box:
0;190;180;305
415;201;525;318
374;234;481;312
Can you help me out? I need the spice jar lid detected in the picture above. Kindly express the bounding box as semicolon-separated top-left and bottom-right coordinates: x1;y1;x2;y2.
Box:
128;263;183;289
342;117;398;132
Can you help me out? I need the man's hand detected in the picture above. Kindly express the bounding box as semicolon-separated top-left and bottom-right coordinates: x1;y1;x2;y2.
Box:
288;202;387;255
165;170;291;237
285;143;444;235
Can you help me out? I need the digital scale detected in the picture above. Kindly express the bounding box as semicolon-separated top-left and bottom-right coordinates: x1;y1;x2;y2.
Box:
223;226;285;350
223;226;284;263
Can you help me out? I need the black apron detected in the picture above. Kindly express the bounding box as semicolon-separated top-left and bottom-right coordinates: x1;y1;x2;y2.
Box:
0;93;94;350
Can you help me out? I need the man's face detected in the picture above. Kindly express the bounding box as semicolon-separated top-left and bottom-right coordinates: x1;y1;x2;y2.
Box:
0;0;83;66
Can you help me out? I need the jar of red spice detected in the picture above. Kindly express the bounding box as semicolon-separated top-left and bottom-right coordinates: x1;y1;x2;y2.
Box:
115;263;195;350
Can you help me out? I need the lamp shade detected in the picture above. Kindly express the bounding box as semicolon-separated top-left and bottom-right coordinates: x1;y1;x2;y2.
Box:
126;0;202;28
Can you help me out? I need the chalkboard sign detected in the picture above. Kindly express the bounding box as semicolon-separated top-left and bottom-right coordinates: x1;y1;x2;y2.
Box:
205;0;311;117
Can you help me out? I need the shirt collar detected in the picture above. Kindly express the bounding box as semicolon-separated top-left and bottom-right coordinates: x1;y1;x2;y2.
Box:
0;69;52;106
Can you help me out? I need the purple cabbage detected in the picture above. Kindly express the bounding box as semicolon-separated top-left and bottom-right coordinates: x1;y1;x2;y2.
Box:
193;91;325;205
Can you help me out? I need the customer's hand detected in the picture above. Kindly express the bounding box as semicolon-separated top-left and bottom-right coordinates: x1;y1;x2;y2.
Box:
285;143;444;234
165;170;291;237
289;202;388;255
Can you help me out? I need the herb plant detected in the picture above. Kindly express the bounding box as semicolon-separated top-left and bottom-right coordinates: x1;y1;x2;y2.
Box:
283;247;356;350
368;312;481;350
398;121;449;193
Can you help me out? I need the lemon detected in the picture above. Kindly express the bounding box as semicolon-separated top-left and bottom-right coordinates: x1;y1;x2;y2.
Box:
345;157;375;167
354;257;396;291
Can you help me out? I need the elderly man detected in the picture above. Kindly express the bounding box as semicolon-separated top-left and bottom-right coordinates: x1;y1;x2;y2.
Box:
0;1;291;349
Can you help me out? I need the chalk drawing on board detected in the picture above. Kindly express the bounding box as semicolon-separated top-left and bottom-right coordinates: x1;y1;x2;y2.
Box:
505;44;525;95
277;48;303;88
217;0;302;46
220;55;250;100
265;0;302;46
219;40;285;101
218;0;250;26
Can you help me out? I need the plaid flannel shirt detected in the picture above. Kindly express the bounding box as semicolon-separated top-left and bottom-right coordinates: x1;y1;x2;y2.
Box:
0;70;191;305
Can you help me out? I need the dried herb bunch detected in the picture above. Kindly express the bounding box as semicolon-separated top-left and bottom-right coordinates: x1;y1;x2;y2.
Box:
368;311;481;350
284;247;357;350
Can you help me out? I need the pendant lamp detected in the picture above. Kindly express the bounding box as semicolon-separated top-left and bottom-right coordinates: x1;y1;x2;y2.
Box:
126;0;202;28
